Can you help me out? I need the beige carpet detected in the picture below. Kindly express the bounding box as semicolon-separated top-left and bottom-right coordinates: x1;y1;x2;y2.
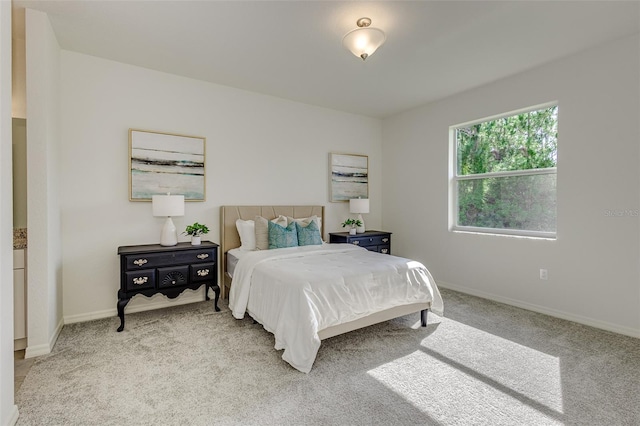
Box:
15;288;640;425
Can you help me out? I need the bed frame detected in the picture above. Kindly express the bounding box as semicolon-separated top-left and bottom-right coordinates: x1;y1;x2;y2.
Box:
220;205;429;340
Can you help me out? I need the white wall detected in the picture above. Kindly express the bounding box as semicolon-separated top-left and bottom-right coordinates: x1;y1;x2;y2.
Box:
10;7;25;120
0;2;18;425
11;7;26;229
59;51;382;322
12;118;26;229
25;9;63;358
382;34;640;337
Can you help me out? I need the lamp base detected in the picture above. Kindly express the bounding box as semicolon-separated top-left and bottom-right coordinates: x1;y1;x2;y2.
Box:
356;214;365;234
160;217;178;246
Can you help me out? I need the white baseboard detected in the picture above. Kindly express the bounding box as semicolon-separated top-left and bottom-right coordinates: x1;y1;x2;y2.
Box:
63;307;117;324
24;316;64;359
24;343;50;359
63;291;208;324
437;281;640;339
6;405;19;426
13;338;26;351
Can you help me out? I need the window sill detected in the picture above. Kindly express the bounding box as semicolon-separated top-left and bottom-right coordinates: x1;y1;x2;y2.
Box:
451;227;556;240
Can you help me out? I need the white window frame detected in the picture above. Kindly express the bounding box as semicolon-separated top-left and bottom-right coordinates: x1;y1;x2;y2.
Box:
449;103;558;239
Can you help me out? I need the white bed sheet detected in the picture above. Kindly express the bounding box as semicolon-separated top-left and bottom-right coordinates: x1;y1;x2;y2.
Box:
229;244;443;373
226;248;244;278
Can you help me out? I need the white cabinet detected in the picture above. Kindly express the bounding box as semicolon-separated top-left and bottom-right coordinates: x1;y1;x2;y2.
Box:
14;249;26;350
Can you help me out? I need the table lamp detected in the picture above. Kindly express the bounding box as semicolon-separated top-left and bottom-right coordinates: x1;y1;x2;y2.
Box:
349;198;369;234
152;193;184;246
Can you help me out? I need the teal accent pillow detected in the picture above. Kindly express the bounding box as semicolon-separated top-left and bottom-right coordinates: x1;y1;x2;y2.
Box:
268;220;298;249
295;220;322;246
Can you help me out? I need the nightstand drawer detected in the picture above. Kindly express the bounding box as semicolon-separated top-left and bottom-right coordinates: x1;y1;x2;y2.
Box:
124;249;215;270
351;235;390;247
124;270;156;291
367;235;390;246
191;262;216;282
157;266;189;288
329;231;392;255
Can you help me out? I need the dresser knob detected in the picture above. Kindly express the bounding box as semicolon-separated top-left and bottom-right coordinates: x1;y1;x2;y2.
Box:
197;253;209;259
381;249;388;254
197;269;210;277
133;259;148;267
132;276;148;285
382;238;389;243
352;241;360;245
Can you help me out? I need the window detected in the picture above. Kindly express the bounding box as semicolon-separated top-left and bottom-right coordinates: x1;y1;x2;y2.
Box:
451;104;557;238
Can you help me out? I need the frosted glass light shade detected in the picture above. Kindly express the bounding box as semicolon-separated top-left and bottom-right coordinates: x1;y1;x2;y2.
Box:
342;26;386;60
152;194;184;217
350;198;370;214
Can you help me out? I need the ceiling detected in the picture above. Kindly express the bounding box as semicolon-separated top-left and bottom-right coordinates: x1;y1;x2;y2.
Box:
12;1;640;118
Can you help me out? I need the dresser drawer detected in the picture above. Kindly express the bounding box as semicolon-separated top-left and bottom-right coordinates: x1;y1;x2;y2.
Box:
124;249;215;270
124;270;156;291
378;235;391;245
329;231;392;255
351;235;390;247
191;262;216;282
157;266;189;288
353;236;389;247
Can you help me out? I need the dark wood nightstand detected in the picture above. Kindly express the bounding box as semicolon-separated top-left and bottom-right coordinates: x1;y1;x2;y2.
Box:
329;230;392;254
116;241;220;332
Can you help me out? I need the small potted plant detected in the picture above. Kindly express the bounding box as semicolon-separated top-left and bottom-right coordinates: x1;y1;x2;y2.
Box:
341;218;362;235
183;222;209;246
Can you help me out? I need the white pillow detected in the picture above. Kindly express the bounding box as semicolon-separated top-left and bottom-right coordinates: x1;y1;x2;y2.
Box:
235;219;256;251
255;215;288;250
287;215;322;233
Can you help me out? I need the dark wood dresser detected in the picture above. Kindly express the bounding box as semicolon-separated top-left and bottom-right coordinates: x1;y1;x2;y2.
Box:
116;241;220;332
328;230;392;254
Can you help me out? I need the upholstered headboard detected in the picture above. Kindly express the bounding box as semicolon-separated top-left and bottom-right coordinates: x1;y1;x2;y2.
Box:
219;205;325;299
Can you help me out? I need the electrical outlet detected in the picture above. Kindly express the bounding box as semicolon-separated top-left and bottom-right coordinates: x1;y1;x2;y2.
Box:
539;269;548;280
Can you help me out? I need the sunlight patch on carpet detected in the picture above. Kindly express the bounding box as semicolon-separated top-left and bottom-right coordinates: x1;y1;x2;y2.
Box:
367;320;565;425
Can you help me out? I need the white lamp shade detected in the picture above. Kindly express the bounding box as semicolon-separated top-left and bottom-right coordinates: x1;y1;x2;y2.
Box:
152;194;184;217
342;27;386;60
350;198;370;214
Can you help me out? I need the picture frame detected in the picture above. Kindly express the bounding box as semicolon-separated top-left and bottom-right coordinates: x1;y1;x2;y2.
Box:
329;153;368;202
129;129;206;201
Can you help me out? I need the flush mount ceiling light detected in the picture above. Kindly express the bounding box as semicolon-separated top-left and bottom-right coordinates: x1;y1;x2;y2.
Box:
342;17;386;61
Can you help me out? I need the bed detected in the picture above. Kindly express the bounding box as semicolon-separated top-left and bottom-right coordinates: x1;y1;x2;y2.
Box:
220;205;443;373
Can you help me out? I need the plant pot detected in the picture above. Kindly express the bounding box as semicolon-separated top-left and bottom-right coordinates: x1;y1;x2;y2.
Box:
191;236;202;246
349;228;356;235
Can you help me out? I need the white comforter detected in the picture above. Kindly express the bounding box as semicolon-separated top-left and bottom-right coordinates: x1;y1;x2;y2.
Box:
229;244;443;373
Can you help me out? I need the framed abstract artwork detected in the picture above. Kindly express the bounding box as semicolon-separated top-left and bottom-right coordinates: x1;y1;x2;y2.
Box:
329;153;368;202
129;129;206;201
